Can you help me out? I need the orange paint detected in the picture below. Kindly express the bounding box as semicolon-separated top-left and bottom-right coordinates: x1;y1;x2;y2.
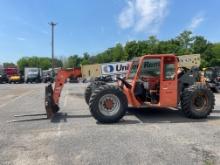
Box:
53;68;81;104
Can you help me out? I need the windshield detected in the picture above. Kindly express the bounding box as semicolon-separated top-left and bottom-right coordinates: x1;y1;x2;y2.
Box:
28;74;38;77
128;60;139;79
4;68;18;75
140;58;160;77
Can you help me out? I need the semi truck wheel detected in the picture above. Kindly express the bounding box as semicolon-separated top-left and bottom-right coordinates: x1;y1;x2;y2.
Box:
84;81;106;105
89;85;127;123
181;84;215;118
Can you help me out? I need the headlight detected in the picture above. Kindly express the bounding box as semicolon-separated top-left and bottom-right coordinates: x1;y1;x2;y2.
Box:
0;75;2;77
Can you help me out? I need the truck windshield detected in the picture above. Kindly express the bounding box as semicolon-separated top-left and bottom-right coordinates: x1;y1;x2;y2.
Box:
5;68;18;75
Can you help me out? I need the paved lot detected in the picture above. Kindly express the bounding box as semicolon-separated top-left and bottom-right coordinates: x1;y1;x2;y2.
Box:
0;83;220;165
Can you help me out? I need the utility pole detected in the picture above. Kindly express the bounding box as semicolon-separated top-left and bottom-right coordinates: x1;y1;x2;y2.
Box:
49;22;57;74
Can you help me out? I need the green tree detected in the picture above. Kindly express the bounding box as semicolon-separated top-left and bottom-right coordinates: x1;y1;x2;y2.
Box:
158;39;180;54
67;55;81;68
212;43;220;59
17;56;63;73
16;30;219;69
81;53;90;65
200;43;214;67
124;41;140;60
137;40;149;55
209;43;220;66
3;62;16;68
192;36;208;54
112;43;125;62
147;36;159;54
176;31;194;55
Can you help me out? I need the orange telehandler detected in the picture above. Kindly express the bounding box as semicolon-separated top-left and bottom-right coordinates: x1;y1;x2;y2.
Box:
45;54;215;123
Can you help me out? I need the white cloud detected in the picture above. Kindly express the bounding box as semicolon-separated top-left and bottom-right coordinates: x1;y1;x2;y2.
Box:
118;1;135;29
188;13;205;31
118;0;168;33
16;37;26;41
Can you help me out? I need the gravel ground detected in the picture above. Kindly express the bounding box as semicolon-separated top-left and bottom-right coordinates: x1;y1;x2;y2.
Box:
0;83;220;165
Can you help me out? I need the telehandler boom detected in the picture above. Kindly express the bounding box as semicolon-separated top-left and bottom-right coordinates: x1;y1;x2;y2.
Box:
45;68;81;118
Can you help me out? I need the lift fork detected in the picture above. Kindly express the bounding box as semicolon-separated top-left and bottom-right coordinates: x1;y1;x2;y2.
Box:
45;83;59;118
11;68;81;120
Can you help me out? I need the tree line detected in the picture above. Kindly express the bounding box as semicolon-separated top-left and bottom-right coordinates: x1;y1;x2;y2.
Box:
2;30;220;73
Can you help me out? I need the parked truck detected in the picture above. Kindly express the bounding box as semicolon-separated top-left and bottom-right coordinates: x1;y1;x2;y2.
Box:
0;69;8;83
42;70;53;83
4;67;23;83
24;68;42;83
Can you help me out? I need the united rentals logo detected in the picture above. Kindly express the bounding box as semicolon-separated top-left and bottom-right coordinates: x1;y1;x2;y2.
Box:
116;64;129;72
102;63;130;74
143;61;160;68
103;65;114;73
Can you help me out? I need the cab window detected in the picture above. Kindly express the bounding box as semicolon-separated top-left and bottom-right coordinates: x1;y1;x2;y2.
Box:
140;59;160;77
128;61;139;79
164;63;175;80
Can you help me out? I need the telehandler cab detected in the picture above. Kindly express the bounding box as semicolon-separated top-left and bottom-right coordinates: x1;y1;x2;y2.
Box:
45;54;215;123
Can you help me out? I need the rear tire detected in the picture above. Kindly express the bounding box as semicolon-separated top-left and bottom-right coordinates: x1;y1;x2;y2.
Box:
214;87;220;93
181;84;215;119
89;85;127;123
84;81;106;105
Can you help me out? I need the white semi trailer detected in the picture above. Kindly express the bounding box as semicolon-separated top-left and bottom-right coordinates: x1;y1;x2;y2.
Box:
24;67;42;83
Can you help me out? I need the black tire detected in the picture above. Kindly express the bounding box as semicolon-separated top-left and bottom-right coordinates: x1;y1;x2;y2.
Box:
84;81;106;105
89;85;128;123
181;84;215;119
214;87;220;93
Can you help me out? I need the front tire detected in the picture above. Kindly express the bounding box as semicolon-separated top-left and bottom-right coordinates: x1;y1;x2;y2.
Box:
84;81;106;105
181;84;215;119
89;85;127;123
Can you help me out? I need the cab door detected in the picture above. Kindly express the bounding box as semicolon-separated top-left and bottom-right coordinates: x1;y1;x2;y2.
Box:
160;56;178;107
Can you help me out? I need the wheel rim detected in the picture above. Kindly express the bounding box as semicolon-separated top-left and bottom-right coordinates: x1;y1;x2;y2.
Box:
98;94;120;116
192;92;208;111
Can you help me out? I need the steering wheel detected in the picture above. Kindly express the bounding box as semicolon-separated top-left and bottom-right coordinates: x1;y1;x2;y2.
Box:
116;77;132;89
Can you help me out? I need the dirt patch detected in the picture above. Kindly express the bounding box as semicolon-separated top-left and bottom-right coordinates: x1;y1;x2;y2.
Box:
192;146;218;165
